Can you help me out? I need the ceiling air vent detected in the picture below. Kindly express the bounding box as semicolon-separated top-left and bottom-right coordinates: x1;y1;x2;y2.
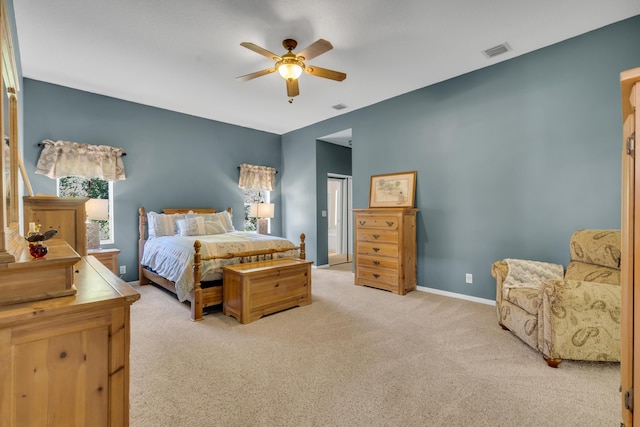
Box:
332;103;348;110
483;43;511;58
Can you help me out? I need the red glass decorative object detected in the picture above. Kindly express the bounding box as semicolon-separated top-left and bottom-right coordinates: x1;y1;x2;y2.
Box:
29;242;48;258
25;224;56;259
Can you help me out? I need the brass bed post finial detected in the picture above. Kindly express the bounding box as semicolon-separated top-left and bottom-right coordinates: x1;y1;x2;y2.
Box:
299;233;306;260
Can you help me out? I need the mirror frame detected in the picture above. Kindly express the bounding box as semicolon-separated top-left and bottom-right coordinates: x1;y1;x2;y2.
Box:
0;0;20;264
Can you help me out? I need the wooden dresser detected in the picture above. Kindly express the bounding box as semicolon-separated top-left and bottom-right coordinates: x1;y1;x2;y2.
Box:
0;255;139;426
88;247;120;275
23;196;88;256
353;208;418;295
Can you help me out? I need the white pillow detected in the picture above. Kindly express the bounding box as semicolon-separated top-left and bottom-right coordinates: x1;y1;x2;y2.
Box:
213;211;234;232
204;219;227;235
147;212;182;238
176;216;205;236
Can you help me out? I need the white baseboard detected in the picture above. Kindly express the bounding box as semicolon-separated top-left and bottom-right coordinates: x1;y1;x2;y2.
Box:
417;285;495;306
314;264;330;269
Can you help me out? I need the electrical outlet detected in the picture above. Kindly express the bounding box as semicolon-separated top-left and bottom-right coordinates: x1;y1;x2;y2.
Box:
465;273;473;284
119;265;126;275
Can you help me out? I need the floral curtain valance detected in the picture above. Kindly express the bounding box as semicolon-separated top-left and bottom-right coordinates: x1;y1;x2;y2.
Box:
238;163;276;191
35;139;126;181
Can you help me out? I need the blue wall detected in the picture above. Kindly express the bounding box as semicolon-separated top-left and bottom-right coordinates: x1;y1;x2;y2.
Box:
22;80;281;281
283;15;640;300
16;14;640;301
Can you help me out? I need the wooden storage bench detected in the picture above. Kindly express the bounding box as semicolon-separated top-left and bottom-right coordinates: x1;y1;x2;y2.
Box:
222;258;312;324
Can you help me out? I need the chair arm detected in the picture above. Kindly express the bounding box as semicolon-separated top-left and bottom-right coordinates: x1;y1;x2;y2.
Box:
540;279;620;312
491;261;508;308
492;259;563;303
491;260;508;283
538;279;621;361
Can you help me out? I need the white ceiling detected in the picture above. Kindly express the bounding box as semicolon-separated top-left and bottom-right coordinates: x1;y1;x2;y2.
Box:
13;0;640;135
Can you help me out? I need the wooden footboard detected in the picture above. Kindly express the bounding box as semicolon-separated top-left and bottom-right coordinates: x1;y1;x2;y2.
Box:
138;206;306;321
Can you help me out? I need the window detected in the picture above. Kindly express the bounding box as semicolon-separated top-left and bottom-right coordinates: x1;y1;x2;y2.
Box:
243;189;270;232
57;176;114;244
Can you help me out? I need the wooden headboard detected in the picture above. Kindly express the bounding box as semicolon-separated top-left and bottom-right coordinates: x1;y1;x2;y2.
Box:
162;208;219;215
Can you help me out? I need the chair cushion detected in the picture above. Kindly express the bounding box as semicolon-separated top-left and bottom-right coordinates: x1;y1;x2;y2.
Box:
565;261;620;285
569;230;621;270
504;286;541;315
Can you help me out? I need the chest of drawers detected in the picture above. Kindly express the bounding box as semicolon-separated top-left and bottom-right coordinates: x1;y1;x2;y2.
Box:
353;208;418;295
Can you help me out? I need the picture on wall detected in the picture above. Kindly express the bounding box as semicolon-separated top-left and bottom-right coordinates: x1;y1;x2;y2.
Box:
369;171;416;208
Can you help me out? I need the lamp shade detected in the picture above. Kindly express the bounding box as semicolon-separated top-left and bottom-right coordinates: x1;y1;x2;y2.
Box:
250;203;274;219
86;198;109;221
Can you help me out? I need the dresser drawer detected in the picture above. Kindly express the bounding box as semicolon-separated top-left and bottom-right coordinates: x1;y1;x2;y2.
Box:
249;267;309;298
357;267;399;290
356;229;398;244
357;254;398;270
357;241;398;258
355;215;399;230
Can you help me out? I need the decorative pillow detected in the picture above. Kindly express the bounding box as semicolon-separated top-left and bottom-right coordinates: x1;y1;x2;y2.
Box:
176;216;206;236
147;212;182;238
184;212;216;222
214;211;235;232
204;219;227;235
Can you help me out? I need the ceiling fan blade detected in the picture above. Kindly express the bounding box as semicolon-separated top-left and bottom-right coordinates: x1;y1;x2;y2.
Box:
296;39;333;61
240;42;281;61
304;65;346;82
286;79;300;97
235;68;276;82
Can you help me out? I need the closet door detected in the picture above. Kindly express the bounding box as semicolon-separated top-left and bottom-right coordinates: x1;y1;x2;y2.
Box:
621;67;640;427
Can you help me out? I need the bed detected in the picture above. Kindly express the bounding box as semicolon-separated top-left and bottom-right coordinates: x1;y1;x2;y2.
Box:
137;207;306;321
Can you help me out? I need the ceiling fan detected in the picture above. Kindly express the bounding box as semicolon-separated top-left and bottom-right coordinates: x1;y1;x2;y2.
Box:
236;38;346;99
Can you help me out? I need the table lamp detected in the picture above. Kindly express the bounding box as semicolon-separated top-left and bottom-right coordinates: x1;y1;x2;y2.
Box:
250;203;274;235
86;198;109;249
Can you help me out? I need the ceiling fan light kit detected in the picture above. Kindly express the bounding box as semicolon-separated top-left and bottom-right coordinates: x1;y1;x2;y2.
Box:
277;59;303;80
237;38;346;99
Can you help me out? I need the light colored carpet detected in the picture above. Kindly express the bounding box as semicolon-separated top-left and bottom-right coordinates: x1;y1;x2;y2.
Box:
129;266;620;427
328;253;351;266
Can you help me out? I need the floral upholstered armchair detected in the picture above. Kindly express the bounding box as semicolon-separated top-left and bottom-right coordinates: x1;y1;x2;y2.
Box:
491;229;621;368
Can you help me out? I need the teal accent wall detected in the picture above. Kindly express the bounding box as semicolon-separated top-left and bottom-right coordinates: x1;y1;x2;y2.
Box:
22;80;281;281
283;15;640;300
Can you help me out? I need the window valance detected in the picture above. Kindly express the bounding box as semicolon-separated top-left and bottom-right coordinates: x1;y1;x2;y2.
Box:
238;163;276;191
35;139;126;181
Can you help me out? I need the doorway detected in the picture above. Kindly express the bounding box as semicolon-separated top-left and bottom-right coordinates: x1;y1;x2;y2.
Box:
328;174;352;265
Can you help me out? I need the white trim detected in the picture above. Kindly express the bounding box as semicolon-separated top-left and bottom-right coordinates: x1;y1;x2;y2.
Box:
314;264;331;269
416;285;495;306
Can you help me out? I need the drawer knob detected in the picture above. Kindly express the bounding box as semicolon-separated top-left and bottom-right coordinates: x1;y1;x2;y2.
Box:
373;273;380;279
359;220;366;225
386;221;395;227
373;234;380;239
373;260;380;266
373;247;380;252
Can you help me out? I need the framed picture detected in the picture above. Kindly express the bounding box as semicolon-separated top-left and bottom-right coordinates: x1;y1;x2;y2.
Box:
369;171;417;208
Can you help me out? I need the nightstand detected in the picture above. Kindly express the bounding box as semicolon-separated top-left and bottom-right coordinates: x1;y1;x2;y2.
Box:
87;248;120;275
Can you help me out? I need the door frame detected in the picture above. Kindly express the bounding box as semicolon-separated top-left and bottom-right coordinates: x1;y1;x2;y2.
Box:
328;173;352;260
